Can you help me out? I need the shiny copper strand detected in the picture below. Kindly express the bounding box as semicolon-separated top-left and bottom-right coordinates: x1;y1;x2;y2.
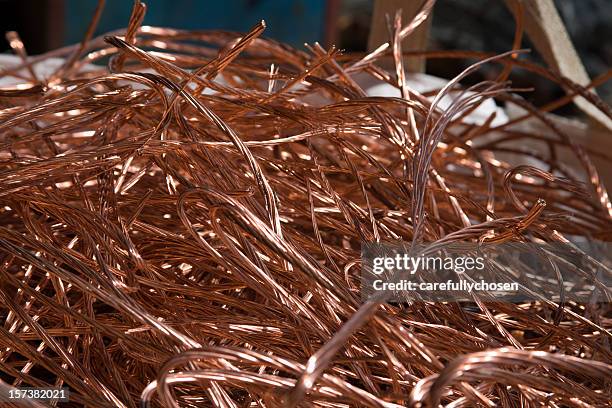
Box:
0;1;611;407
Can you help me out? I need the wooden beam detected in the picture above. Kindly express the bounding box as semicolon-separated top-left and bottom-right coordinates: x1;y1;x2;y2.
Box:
509;0;612;132
368;0;431;73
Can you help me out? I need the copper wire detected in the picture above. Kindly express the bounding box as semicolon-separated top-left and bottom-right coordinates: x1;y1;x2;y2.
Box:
0;1;610;407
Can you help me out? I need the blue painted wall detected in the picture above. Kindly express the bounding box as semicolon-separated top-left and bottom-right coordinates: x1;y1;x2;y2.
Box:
64;0;326;48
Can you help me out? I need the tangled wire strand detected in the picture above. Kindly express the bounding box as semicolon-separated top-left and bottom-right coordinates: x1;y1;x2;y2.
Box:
0;0;610;406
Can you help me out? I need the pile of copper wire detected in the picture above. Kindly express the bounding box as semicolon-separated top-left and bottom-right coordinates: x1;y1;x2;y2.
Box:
0;1;611;407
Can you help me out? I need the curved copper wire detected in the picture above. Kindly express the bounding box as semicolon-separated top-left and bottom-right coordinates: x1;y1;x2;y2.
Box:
0;1;610;407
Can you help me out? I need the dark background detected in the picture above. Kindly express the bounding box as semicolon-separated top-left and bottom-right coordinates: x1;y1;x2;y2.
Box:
1;0;610;105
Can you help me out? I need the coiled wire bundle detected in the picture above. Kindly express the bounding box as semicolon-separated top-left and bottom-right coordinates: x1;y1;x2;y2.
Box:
0;1;610;406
